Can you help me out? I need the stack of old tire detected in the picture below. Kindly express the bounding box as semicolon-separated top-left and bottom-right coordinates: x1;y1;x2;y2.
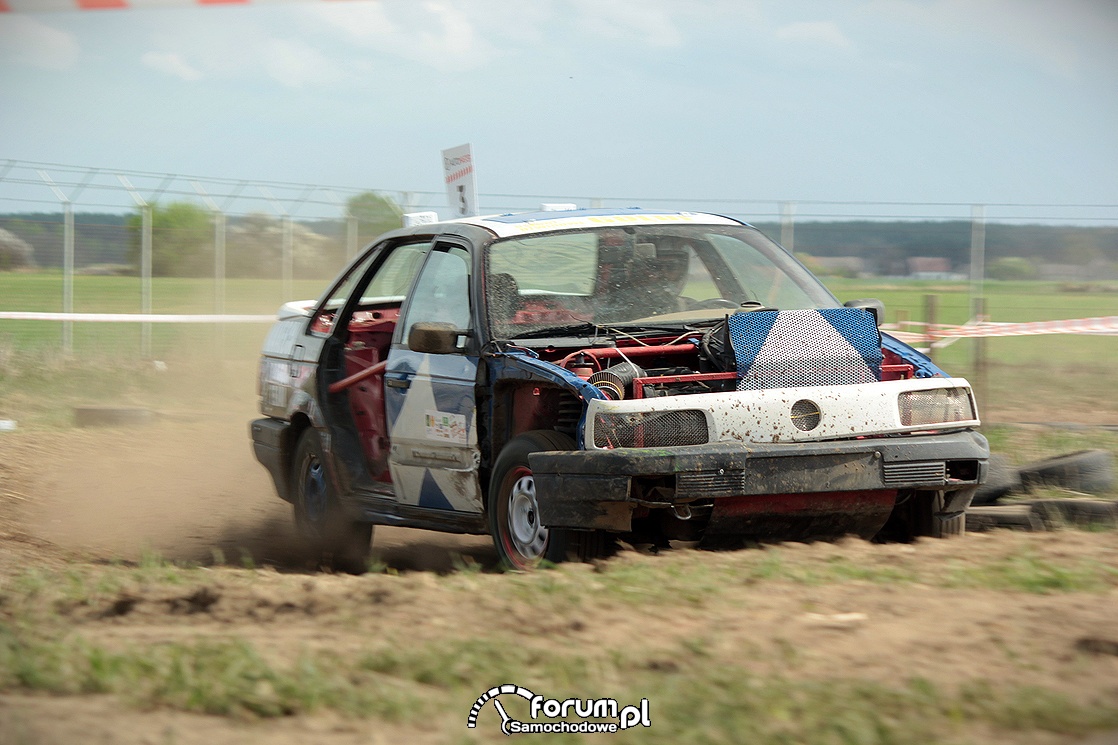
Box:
967;450;1117;531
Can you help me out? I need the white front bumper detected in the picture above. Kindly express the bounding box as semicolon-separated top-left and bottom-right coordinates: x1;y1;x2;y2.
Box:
585;377;979;447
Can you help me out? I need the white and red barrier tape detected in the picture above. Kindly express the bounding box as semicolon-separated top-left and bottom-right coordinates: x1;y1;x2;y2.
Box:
0;312;274;323
882;316;1118;340
2;312;1116;336
0;0;356;11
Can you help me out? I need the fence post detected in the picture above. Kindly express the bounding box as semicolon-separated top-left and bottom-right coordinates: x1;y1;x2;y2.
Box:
282;215;294;302
36;168;90;357
780;201;796;252
214;209;227;359
117;174;168;358
970;204;986;315
347;213;358;259
923;294;938;362
62;202;74;355
973;296;988;413
141;204;153;358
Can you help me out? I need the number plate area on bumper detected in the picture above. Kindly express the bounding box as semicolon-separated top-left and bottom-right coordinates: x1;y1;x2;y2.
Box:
676;450;882;498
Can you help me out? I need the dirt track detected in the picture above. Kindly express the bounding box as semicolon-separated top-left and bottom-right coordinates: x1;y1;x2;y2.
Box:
1;375;1117;744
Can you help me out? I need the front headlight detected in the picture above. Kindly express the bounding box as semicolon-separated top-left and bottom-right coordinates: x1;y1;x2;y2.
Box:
898;387;975;427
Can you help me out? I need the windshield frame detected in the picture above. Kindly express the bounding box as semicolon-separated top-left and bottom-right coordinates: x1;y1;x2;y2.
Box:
483;222;840;342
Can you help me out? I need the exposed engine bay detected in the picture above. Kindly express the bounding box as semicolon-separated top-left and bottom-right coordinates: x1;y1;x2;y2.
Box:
531;310;917;403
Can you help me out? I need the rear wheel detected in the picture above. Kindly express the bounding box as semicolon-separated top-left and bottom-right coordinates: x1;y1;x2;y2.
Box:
292;429;373;574
488;430;614;569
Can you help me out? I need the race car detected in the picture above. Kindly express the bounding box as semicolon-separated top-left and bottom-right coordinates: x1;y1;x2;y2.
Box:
250;208;987;571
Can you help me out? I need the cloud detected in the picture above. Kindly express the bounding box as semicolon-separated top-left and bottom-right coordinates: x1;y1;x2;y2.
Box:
570;0;683;48
774;21;853;52
308;0;498;72
867;0;1118;80
260;37;346;88
0;16;79;71
142;20;351;89
141;51;203;82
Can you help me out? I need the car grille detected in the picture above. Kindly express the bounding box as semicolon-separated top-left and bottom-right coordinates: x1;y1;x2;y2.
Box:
592;409;709;449
882;461;946;485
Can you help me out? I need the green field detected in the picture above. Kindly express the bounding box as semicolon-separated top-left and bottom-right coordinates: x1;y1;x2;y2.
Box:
1;272;1116;424
0;272;326;358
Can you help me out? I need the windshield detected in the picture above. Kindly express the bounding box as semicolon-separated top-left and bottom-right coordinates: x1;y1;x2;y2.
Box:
485;224;838;339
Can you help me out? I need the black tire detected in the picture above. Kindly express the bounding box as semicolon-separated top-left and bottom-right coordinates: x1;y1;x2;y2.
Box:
965;505;1046;532
292;429;373;574
487;430;614;569
971;454;1023;506
878;490;965;542
1028;498;1118;528
1018;450;1115;495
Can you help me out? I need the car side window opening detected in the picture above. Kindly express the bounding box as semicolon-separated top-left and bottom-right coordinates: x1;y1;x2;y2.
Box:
309;250;380;334
400;245;473;346
361;241;430;303
309;240;433;337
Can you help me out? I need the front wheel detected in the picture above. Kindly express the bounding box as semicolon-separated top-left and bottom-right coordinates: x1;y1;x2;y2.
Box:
877;490;964;542
292;429;373;574
488;430;614;569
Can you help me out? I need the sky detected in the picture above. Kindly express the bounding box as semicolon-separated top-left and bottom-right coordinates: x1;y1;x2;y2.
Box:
1;0;1117;223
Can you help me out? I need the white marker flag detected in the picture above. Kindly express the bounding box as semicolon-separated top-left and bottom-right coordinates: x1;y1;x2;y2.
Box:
442;144;478;217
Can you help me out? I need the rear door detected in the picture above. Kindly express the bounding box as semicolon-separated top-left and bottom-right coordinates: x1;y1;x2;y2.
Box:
383;240;484;512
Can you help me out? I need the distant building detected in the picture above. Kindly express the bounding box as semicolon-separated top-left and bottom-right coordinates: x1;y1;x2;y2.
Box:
907;257;950;274
812;256;865;277
906;256;964;280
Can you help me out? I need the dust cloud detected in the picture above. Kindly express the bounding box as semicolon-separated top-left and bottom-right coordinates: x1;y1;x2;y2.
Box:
22;358;494;573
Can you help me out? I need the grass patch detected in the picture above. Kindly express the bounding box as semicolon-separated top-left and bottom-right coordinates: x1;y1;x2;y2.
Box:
581;549;924;606
983;425;1118;466
945;551;1118;594
1;625;1116;743
0;628;423;720
626;672;1118;745
737;551;922;586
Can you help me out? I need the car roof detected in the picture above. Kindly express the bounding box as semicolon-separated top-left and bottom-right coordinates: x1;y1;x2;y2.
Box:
443;208;746;239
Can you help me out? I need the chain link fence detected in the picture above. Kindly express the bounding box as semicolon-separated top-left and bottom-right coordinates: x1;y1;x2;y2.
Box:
1;159;1116;370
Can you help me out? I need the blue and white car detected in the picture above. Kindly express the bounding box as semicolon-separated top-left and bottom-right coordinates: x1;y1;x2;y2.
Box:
251;208;988;571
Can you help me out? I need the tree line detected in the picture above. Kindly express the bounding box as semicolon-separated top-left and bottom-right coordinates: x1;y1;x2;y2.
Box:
0;191;402;279
751;220;1118;278
1;204;1115;279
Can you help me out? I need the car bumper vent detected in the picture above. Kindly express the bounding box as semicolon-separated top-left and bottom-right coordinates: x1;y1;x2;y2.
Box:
883;461;946;485
676;470;748;498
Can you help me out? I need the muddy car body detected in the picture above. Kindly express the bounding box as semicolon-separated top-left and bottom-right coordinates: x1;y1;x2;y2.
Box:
251;208;988;570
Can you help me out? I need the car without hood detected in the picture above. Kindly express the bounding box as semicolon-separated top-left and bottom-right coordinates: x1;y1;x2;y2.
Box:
250;208;988;571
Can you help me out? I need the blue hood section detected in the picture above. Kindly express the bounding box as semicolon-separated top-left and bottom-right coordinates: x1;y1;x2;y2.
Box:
489;351;606;402
881;333;948;378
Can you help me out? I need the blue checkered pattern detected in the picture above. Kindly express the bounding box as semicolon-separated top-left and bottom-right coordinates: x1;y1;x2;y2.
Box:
728;308;883;390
